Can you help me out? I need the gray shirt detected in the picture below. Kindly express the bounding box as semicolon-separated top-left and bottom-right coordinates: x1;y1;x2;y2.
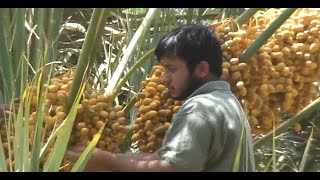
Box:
158;80;255;172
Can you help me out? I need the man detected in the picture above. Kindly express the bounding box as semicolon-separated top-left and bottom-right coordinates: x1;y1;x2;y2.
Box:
67;24;256;172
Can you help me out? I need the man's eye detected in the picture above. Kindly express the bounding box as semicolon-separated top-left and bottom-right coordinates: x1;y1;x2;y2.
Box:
167;67;176;73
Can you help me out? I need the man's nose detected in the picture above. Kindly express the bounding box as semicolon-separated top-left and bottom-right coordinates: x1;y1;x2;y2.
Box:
161;73;170;85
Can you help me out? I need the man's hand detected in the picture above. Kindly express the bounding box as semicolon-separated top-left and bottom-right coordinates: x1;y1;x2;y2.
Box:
66;146;112;172
66;146;85;163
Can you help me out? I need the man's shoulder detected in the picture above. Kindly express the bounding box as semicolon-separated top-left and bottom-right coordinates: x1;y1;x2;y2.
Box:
182;90;243;116
179;94;218;114
187;90;232;104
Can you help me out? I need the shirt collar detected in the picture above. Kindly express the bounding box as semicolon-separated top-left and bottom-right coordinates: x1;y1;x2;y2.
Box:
188;80;230;98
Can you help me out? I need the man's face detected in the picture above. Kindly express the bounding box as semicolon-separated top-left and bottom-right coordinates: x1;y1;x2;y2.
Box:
161;58;204;101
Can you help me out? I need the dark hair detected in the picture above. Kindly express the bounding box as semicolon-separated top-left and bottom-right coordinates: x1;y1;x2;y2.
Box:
155;24;223;78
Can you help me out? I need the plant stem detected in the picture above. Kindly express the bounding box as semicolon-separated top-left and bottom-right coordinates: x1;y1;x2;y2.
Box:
67;8;110;111
239;8;297;63
254;97;320;149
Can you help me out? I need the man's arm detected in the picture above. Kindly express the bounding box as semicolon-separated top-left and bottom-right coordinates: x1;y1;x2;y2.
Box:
121;149;161;160
107;150;174;172
67;147;174;172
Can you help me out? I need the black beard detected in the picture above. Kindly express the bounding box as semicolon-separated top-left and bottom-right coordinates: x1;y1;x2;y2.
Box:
173;73;205;101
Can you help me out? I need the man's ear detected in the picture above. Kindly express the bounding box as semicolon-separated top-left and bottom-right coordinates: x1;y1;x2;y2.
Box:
195;61;210;78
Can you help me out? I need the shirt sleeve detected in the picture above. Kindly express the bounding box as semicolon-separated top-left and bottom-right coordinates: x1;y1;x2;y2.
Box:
158;104;213;172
